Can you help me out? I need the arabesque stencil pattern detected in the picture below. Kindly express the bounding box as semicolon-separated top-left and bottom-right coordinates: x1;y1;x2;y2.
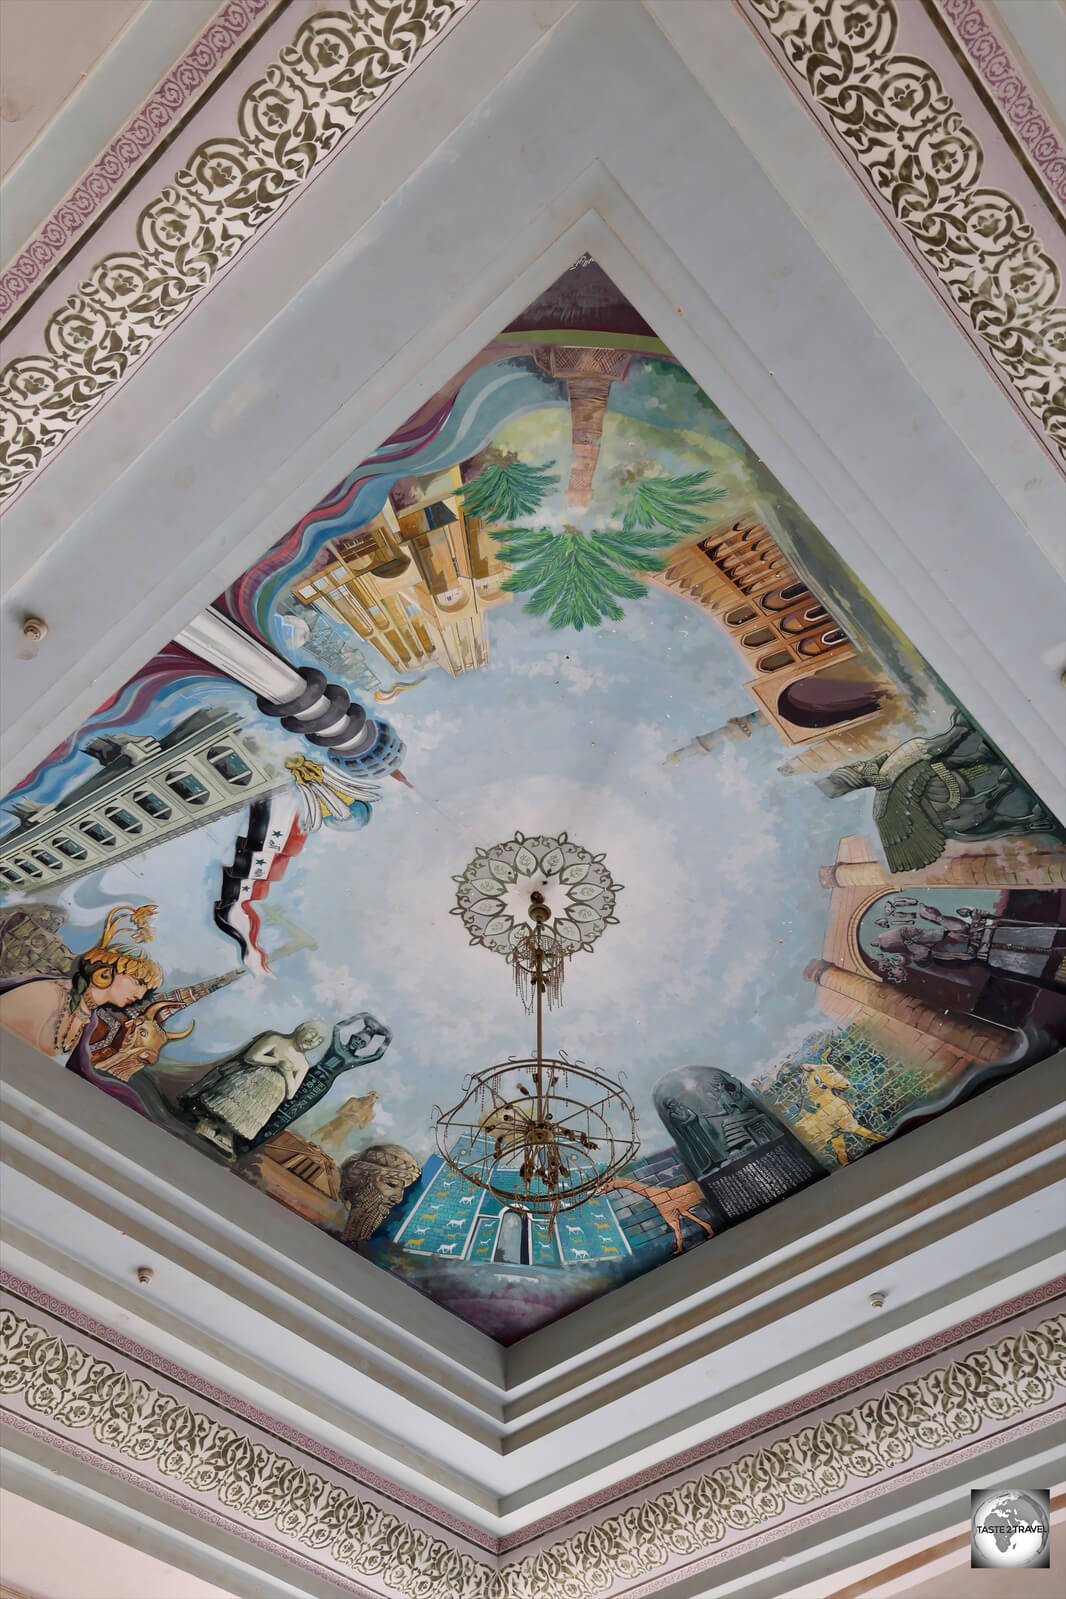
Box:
744;0;1066;463
0;0;464;504
939;0;1066;208
0;0;279;324
0;1308;494;1599
2;1302;1062;1598
505;1314;1066;1595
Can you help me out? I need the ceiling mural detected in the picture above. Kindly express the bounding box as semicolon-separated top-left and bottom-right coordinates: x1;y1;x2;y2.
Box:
1;257;1063;1343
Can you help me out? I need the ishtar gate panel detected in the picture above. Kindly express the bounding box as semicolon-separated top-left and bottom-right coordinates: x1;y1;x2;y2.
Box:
0;257;1063;1343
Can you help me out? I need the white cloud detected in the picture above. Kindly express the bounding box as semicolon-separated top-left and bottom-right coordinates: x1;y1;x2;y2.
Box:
305;956;369;1016
501;648;629;697
400;708;462;757
33;583;879;1156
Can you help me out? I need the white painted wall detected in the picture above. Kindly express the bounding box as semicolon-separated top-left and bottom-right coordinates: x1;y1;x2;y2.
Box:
0;1487;238;1599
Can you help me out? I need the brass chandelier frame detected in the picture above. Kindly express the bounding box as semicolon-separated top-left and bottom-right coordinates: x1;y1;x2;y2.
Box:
434;926;638;1221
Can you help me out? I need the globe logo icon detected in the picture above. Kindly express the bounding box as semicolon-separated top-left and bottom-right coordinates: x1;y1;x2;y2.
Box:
971;1490;1050;1568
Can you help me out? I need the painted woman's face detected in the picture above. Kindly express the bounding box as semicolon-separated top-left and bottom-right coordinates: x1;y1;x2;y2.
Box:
104;973;149;1008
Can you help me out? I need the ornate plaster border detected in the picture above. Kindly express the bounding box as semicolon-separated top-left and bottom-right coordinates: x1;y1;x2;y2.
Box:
934;0;1066;211
502;1309;1065;1597
4;1267;1062;1562
0;1298;497;1599
0;0;285;327
619;1411;1056;1599
2;1279;1063;1598
0;1268;495;1554
501;1274;1066;1552
2;1414;384;1599
736;0;1066;466
0;0;469;505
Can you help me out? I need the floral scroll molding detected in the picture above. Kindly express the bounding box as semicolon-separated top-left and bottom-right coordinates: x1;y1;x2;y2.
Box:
743;0;1066;464
0;0;466;504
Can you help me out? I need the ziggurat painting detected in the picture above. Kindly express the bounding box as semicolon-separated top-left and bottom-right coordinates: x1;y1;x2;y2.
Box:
1;258;1063;1342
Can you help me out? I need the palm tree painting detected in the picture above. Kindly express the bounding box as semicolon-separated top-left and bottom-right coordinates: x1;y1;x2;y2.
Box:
491;518;702;631
533;343;632;512
459;346;728;631
468;469;724;632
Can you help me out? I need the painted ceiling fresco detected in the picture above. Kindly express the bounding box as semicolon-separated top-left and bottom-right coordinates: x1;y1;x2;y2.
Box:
1;258;1064;1343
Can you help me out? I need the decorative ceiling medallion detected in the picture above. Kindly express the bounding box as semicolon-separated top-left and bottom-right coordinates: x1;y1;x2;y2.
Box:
451;832;621;957
741;0;1066;464
0;0;466;504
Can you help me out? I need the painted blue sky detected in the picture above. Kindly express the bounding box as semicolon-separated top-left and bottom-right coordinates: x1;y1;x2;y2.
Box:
0;353;971;1174
39;580;919;1161
4;263;1061;1347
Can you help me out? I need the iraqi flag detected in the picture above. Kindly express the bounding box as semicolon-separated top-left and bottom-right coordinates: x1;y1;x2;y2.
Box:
213;796;307;975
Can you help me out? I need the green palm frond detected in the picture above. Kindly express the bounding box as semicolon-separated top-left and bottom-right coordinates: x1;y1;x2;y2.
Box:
595;529;679;556
492;528;556;562
621;470;724;536
458;461;559;523
588;562;649;601
485;466;724;633
490;525;670;632
591;532;674;573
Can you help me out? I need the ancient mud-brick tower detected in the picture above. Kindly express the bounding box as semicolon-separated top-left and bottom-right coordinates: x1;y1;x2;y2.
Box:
808;834;1066;1076
533;345;632;510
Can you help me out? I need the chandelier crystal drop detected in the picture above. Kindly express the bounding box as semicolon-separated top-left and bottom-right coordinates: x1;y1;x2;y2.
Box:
510;898;566;1012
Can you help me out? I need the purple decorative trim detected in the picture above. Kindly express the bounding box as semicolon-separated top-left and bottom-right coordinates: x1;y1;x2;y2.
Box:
6;1295;1060;1599
735;0;1066;467
500;1275;1066;1552
0;0;278;323
3;1412;383;1599
937;0;1066;209
0;1266;495;1553
622;1410;1059;1596
8;1403;1056;1599
4;1265;1062;1559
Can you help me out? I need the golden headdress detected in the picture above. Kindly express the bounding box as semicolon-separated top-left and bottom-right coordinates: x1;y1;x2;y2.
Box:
81;904;162;992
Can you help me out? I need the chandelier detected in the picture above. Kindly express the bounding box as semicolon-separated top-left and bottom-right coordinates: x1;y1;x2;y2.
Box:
436;835;636;1221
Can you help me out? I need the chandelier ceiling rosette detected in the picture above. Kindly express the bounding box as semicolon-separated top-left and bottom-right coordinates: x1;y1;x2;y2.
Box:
451;831;621;998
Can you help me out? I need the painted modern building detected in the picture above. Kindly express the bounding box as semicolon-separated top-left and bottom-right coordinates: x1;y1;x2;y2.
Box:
0;711;282;896
292;467;513;679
